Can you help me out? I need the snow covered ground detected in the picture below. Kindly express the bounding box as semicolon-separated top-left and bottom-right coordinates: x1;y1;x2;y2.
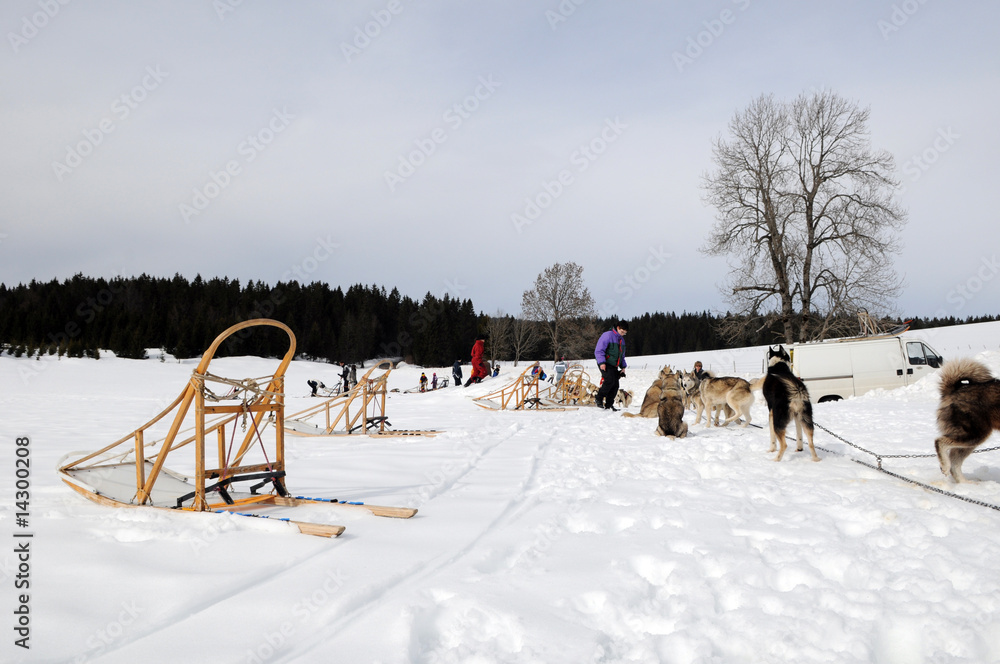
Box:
3;322;1000;663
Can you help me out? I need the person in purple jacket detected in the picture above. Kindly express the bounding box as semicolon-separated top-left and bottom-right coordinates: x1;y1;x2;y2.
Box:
594;320;628;410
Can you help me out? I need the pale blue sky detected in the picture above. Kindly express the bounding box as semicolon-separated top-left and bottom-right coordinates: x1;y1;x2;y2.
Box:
2;1;997;321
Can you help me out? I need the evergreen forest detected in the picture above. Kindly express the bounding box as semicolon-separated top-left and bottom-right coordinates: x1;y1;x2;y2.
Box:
0;274;996;365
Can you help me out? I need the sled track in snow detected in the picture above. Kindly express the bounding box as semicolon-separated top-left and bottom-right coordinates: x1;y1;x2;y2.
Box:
274;419;563;662
73;532;338;662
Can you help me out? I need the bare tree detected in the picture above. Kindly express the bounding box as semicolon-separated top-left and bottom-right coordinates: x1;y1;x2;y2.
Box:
509;317;542;367
521;262;597;360
702;90;906;343
483;310;512;363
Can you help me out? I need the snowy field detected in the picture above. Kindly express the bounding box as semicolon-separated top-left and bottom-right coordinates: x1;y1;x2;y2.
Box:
3;322;1000;663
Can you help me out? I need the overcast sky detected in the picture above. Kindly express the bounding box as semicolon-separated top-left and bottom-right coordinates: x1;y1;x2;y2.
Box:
2;1;998;323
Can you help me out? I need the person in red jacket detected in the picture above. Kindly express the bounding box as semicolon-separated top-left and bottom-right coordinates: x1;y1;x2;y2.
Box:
465;335;488;386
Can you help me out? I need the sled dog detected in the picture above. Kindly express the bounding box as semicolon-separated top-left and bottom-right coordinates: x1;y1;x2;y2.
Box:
680;370;700;410
934;358;1000;482
696;375;754;427
623;366;673;418
762;346;818;462
686;369;735;423
655;372;688;439
615;389;634;409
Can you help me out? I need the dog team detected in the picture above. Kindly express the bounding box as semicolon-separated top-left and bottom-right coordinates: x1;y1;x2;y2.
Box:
594;315;997;484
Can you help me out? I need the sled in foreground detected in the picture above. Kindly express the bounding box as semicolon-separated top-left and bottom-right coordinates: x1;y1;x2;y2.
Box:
57;319;416;539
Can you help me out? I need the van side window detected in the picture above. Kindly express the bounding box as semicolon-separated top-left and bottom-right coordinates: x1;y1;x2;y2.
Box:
906;342;927;365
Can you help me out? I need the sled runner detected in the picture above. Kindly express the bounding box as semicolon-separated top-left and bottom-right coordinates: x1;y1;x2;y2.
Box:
57;319;416;539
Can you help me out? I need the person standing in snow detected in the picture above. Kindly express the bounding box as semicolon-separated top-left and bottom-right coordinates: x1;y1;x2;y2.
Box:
349;364;358;388
431;373;438;390
551;357;567;384
465;335;488;386
339;362;350;393
420;372;428;392
453;360;463;387
594;321;628;410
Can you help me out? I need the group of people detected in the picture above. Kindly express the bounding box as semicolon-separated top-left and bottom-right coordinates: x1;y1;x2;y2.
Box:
307;322;704;413
419;372;441;392
307;361;359;397
450;321;631;408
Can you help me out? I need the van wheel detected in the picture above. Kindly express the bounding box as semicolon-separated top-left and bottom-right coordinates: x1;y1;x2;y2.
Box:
818;395;842;403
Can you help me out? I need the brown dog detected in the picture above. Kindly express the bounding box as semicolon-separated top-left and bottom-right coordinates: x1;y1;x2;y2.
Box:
623;366;673;418
696;376;754;427
655;373;688;439
935;358;1000;482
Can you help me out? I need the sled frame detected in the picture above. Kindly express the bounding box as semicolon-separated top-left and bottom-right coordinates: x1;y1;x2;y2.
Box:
472;364;578;411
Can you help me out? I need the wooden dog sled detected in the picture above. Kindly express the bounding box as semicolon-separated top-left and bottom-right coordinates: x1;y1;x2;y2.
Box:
285;360;439;437
472;363;585;411
57;319;416;538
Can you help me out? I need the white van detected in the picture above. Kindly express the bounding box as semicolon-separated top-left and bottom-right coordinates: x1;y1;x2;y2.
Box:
788;334;943;402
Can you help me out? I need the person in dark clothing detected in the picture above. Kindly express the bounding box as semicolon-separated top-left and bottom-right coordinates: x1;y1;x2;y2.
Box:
307;379;325;397
339;362;350;392
692;361;710;380
594;321;628;410
453;360;463;387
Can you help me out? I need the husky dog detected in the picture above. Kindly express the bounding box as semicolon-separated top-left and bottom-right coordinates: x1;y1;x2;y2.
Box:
615;389;634;409
680;370;700;410
655;373;688;438
934;358;1000;482
696;376;754;427
623;365;673;418
763;345;818;462
686;369;735;423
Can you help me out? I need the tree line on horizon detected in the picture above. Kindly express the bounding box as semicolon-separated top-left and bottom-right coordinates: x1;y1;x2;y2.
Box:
0;274;997;365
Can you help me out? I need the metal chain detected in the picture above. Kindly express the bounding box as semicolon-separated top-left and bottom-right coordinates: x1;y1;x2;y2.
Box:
749;420;1000;512
811;422;1000;512
849;457;1000;512
814;422;1000;468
